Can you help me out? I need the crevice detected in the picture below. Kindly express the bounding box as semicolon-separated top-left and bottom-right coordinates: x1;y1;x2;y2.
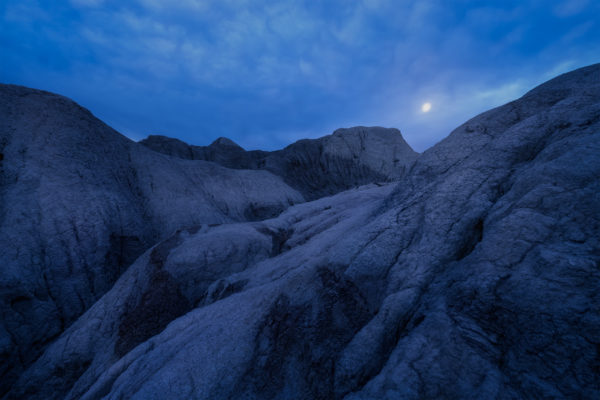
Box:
257;226;294;256
114;270;191;357
454;218;484;261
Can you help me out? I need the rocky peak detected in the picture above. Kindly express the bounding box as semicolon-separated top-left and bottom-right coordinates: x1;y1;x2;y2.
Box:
139;126;419;200
210;137;243;148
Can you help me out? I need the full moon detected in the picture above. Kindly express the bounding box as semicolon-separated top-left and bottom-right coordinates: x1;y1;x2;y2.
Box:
421;102;432;113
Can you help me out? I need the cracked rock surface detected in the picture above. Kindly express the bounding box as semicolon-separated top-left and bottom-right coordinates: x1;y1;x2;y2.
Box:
2;64;600;399
0;85;304;394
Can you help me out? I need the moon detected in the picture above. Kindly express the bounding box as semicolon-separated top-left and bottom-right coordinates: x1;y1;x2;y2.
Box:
421;102;432;113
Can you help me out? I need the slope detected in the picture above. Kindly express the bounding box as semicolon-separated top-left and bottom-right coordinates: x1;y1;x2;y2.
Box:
0;84;304;394
141;126;419;200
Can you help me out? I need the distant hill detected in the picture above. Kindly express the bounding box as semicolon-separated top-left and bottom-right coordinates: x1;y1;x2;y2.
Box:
141;125;418;200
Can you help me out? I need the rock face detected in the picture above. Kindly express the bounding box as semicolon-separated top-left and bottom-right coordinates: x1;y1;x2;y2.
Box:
140;134;268;169
0;85;304;394
2;64;600;399
141;126;419;200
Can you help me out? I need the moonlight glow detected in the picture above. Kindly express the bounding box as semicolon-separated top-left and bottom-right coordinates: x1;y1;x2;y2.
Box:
421;102;432;113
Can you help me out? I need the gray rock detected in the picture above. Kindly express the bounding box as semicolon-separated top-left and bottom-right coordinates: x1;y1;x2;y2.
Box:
0;85;303;394
140;135;269;170
3;63;600;399
7;183;394;400
141;126;419;200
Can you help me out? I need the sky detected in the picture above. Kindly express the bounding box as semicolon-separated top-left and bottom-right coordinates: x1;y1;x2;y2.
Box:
1;0;598;152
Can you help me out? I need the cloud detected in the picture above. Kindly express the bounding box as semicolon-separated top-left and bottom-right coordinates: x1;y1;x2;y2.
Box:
543;60;578;80
471;81;526;105
553;0;589;17
136;0;210;13
3;0;51;23
70;0;105;7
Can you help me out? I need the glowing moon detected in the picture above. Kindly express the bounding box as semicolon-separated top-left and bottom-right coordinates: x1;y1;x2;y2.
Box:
421;102;432;113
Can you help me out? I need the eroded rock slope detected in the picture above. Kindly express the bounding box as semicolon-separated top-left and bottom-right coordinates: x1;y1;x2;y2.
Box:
0;85;305;394
3;64;600;399
141;126;418;200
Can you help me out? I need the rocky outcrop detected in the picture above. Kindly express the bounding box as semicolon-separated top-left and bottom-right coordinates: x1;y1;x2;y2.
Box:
0;85;419;397
141;126;419;200
0;85;304;395
3;64;600;399
5;183;393;400
140;135;269;170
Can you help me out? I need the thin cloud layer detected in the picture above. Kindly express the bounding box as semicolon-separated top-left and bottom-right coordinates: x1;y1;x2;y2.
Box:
1;0;598;150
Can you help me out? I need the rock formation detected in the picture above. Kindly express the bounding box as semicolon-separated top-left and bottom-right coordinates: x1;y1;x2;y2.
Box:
0;85;304;394
141;126;418;200
1;64;599;399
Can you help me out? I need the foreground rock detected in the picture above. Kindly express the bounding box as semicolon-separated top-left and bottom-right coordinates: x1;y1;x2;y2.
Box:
0;85;304;393
141;126;419;200
3;64;600;399
8;183;394;399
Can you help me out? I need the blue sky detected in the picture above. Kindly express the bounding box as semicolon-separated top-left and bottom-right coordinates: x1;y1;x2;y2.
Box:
1;0;598;151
